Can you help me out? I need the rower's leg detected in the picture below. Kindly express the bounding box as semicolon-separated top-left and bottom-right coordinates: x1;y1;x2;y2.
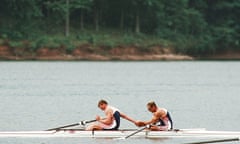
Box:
85;123;103;131
150;125;168;131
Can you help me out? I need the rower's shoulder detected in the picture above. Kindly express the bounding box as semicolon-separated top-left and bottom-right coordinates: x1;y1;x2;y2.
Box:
105;106;115;113
156;108;167;115
158;107;167;112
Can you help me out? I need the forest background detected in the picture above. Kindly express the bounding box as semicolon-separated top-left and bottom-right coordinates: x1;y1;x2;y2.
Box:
0;0;239;60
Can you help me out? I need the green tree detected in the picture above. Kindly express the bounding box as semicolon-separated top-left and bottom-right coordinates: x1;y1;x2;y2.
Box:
71;0;92;30
122;0;161;33
104;0;129;30
91;0;106;31
45;0;93;35
0;0;42;39
204;0;240;50
45;0;71;37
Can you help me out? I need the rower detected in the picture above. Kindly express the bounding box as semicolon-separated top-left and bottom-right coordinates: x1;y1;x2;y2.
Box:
86;99;136;131
135;101;173;131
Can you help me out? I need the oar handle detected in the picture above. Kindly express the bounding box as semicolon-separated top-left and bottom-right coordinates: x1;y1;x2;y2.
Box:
80;119;97;125
81;118;107;125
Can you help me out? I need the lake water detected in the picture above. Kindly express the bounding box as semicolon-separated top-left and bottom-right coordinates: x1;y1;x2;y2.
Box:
0;61;239;144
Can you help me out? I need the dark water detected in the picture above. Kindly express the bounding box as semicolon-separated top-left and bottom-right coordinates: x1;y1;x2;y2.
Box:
0;61;239;144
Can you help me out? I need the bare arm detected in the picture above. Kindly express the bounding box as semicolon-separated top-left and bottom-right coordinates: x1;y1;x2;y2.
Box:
136;115;159;126
97;110;113;125
120;112;137;124
136;109;165;126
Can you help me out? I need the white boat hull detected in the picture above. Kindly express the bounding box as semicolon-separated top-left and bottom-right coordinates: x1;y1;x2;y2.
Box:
0;129;239;138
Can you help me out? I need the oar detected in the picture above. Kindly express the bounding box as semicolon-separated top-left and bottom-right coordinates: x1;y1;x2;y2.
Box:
115;125;150;140
46;119;97;131
185;137;239;144
80;119;97;126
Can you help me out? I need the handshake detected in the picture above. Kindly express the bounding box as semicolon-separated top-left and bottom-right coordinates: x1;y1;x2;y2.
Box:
134;121;146;127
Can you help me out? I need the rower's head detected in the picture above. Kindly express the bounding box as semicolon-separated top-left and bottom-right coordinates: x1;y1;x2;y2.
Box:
147;101;158;113
98;99;108;110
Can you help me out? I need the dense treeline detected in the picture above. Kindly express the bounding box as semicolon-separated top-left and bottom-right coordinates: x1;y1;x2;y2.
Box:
0;0;239;55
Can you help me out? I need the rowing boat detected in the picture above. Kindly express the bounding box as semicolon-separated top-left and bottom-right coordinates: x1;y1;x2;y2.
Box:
0;129;239;138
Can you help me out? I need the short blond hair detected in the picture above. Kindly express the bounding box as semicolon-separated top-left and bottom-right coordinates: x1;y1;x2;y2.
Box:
147;101;157;107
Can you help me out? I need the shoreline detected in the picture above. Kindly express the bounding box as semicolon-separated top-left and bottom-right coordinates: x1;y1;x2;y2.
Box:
0;54;194;61
1;45;240;61
0;45;194;61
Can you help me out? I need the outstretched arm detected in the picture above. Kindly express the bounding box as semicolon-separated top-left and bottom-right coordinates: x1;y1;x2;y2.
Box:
135;115;159;127
135;109;166;127
120;112;137;124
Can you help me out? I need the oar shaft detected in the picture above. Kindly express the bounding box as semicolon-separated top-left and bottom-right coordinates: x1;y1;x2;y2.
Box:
125;126;146;139
185;137;239;144
47;119;98;131
122;125;152;139
47;123;80;131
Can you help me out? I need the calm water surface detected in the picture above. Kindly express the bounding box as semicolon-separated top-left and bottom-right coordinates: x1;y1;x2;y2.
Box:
0;61;239;144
